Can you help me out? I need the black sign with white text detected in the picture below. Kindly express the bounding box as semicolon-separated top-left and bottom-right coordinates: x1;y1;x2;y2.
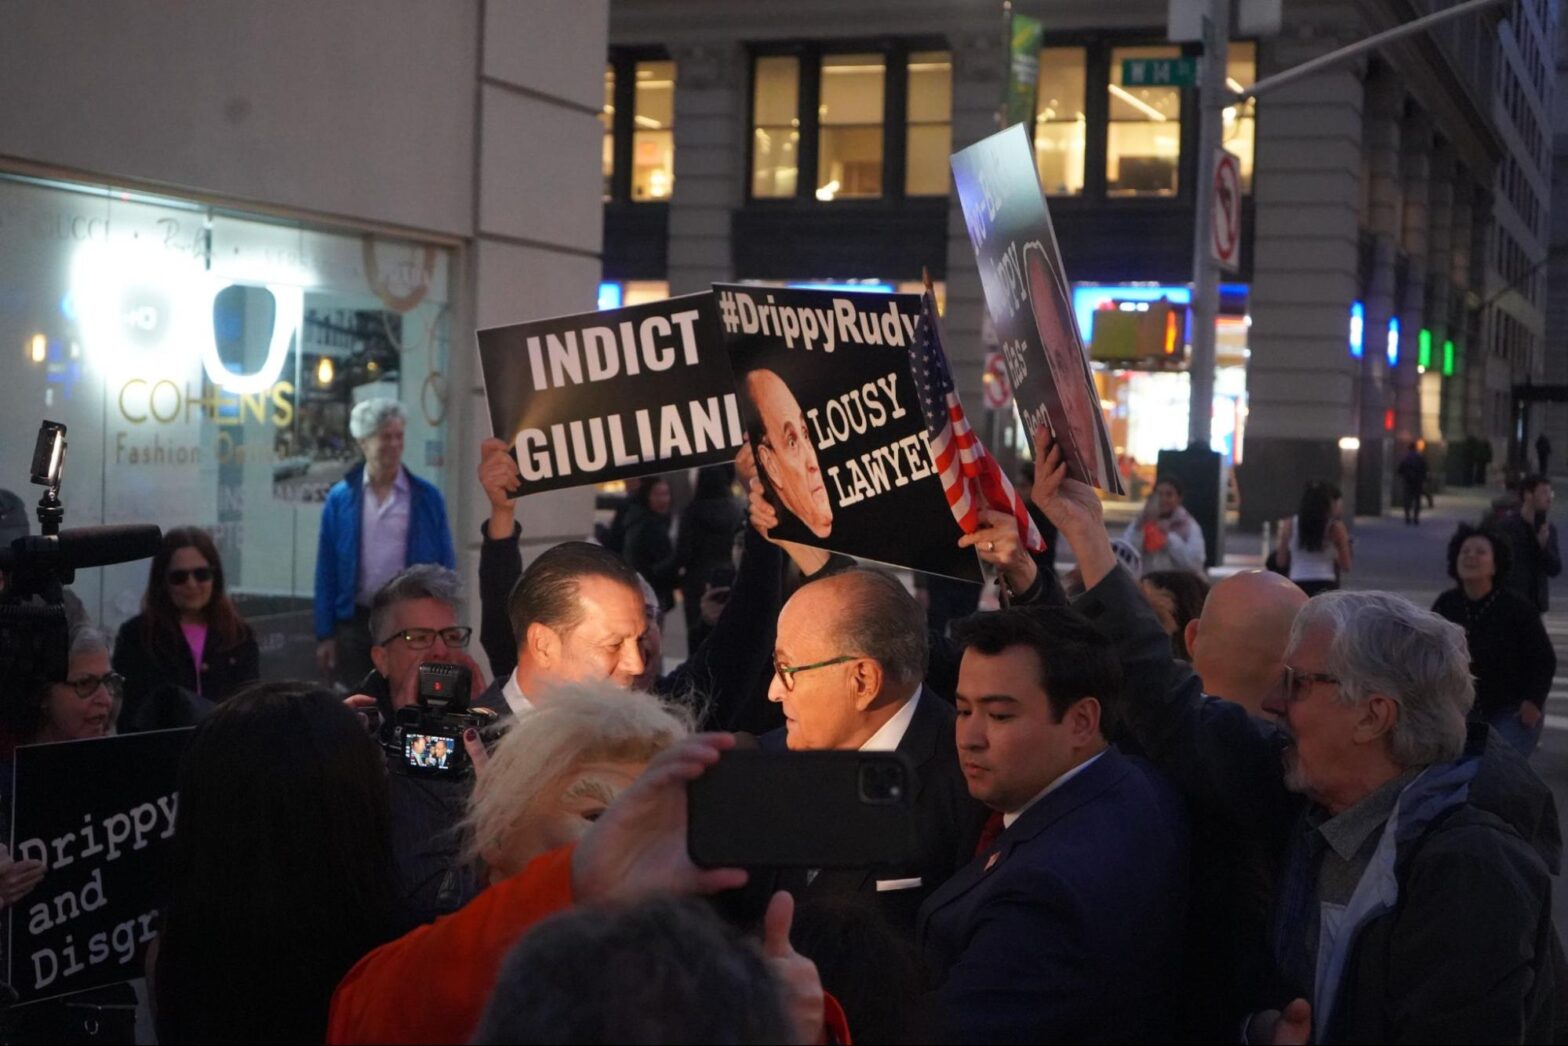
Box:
8;728;191;1004
951;124;1124;493
477;293;744;494
716;284;981;582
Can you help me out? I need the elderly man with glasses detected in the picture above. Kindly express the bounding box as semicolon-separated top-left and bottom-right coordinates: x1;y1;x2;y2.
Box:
1029;426;1563;1046
760;567;988;935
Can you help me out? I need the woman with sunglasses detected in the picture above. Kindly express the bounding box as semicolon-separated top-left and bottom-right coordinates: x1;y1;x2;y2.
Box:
113;527;259;731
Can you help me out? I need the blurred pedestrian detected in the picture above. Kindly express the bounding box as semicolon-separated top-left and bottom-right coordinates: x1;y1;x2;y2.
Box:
1496;474;1562;612
315;399;456;688
1139;569;1209;661
1536;432;1551;475
621;476;679;616
114;526;258;731
154;682;401;1043
674;464;743;650
1396;441;1429;526
1121;475;1205;575
1433;525;1554;757
1275;481;1353;596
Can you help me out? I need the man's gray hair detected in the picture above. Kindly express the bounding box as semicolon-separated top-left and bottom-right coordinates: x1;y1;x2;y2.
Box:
68;626;112;662
369;564;463;644
349;398;406;441
1288;591;1473;768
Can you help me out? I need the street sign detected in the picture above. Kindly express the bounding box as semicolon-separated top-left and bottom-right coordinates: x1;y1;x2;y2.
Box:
982;351;1013;409
1121;57;1198;88
1210;149;1242;271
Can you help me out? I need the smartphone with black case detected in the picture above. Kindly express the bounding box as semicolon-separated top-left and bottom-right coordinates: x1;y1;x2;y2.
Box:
687;750;918;869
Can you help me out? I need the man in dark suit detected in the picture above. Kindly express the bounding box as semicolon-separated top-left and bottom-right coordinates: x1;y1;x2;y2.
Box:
760;568;989;933
918;606;1189;1043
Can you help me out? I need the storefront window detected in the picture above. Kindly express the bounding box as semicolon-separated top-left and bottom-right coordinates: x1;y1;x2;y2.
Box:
1035;48;1087;196
752;56;800;198
601;65;615;201
1224;42;1257;192
0;172;454;677
632;60;675;200
817;54;885;200
905;51;952;196
1108;46;1183;197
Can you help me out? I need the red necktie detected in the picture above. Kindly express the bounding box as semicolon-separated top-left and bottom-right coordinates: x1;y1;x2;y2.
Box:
974;810;1005;858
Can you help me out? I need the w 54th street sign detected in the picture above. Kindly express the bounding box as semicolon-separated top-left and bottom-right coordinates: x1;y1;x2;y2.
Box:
1121;57;1198;87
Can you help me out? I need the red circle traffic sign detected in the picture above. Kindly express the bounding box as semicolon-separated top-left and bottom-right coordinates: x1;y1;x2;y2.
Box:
1211;151;1241;268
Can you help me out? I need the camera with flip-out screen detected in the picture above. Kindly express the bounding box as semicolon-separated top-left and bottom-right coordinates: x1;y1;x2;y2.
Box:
391;662;496;778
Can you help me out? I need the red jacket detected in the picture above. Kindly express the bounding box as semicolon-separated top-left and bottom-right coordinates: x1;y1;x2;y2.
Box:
326;845;849;1044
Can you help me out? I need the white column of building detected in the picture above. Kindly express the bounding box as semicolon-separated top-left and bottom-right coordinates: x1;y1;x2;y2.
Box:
1238;10;1366;527
462;0;611;585
666;43;747;296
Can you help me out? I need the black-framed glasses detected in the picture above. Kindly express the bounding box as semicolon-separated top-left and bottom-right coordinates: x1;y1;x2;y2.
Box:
61;672;123;700
378;626;473;651
1280;665;1340;704
168;567;213;586
773;654;859;691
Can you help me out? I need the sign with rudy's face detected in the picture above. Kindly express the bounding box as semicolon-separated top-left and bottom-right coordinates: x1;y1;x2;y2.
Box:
950;124;1124;494
716;283;981;582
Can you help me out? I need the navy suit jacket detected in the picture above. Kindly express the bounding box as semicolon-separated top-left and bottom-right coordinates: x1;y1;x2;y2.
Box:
917;745;1190;1044
759;689;989;934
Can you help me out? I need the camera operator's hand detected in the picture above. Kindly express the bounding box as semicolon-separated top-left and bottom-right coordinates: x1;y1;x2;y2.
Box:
316;638;337;678
571;733;748;903
343;693;379;733
479;437;522;540
762;891;827;1046
0;845;45;908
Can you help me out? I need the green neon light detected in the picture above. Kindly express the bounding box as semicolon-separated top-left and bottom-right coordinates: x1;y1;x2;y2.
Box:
1418;328;1432;369
1442;339;1455;377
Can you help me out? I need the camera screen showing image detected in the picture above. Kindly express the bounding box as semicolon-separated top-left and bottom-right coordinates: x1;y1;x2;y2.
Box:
403;732;462;773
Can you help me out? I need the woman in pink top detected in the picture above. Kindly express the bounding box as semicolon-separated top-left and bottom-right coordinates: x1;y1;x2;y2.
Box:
113;527;259;730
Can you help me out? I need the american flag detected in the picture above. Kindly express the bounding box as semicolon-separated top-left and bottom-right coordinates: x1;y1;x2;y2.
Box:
910;290;1045;554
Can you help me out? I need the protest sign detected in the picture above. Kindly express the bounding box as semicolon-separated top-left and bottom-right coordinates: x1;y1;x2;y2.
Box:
715;283;982;582
950;124;1125;494
477;293;743;495
8;728;191;1004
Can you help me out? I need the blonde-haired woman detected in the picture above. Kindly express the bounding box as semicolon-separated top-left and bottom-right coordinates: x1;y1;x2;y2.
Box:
465;683;692;884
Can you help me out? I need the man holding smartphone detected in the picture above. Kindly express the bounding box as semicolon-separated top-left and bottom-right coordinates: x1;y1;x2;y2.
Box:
763;568;988;932
917;606;1190;1042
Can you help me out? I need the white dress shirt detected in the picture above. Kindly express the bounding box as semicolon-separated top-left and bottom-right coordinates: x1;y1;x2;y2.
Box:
502;669;535;719
1002;749;1108;828
358;468;410;604
858;687;923;752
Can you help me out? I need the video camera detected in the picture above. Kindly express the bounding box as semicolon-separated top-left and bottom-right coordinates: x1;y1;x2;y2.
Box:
391;662;497;778
0;422;162;687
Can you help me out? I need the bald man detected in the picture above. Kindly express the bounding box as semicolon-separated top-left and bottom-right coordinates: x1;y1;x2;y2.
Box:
1185;571;1308;717
741;369;834;539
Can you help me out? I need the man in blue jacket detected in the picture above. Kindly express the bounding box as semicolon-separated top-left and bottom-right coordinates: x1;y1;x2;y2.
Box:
917;605;1190;1043
316;399;455;687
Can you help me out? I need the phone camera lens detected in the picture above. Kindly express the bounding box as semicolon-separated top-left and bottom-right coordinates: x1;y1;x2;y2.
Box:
859;762;906;805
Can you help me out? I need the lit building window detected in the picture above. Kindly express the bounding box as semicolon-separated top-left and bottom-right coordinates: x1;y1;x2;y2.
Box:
752;56;800;198
905;51;952;196
1224;42;1256;192
600;65;615;201
817;54;885;200
632;60;674;201
1035;48;1087;196
1108;46;1182;197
